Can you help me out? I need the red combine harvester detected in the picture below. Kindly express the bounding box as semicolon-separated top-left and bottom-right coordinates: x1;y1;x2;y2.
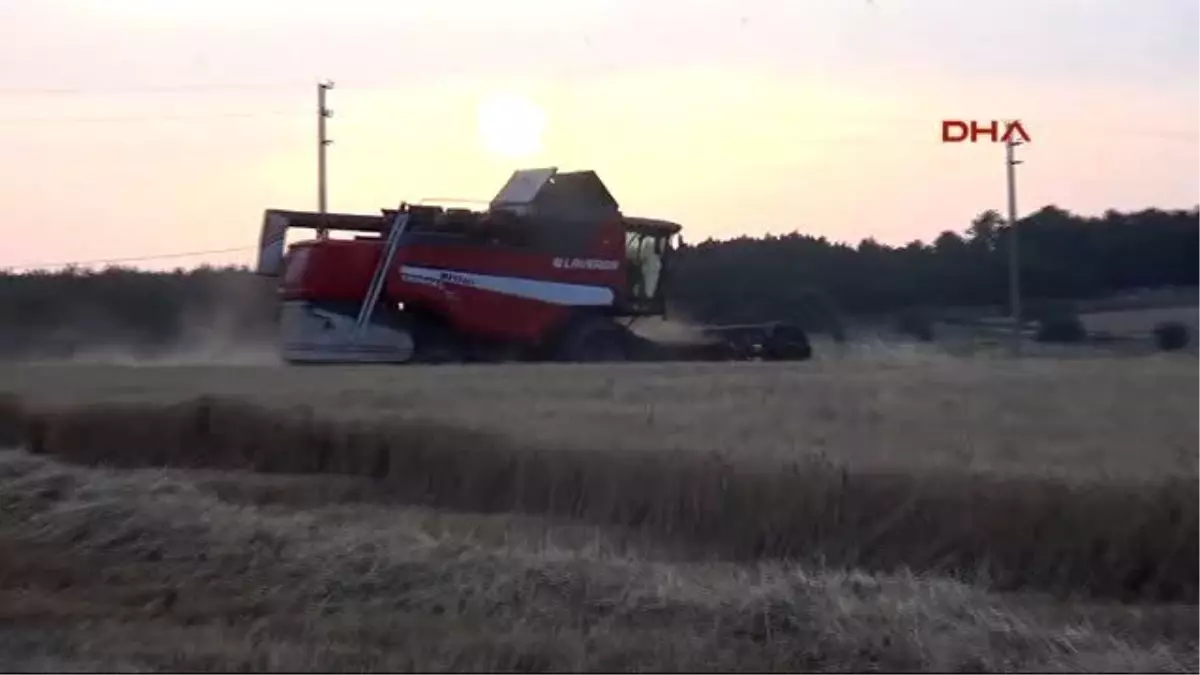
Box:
255;167;812;364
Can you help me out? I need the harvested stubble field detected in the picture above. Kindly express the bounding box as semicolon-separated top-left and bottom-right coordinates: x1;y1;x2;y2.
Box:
0;355;1197;672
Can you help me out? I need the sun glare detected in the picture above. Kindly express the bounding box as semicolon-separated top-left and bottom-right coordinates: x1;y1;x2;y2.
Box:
476;93;547;160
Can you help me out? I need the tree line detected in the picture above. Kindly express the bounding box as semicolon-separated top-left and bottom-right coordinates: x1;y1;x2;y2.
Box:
0;204;1195;357
669;205;1198;325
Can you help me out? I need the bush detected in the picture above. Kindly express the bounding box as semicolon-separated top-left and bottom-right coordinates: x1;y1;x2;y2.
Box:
1035;314;1087;344
895;308;934;342
1153;321;1191;351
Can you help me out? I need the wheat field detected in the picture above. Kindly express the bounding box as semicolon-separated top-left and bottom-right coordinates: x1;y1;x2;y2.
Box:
0;353;1196;671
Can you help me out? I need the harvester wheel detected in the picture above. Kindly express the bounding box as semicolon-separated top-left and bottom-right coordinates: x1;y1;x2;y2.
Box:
555;315;630;363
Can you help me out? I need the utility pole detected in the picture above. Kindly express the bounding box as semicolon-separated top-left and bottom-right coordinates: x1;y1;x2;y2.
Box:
1005;132;1024;355
317;80;334;239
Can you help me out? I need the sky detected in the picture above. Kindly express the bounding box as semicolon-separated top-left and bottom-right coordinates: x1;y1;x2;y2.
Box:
1;0;1197;271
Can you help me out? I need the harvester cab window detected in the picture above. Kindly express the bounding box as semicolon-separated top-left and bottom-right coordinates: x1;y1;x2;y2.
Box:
626;231;664;301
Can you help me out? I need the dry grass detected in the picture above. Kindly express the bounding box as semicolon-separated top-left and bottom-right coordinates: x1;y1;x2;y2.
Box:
0;451;1196;673
0;356;1196;670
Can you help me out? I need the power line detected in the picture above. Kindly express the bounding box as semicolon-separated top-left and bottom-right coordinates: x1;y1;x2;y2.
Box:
0;110;308;124
0;83;315;97
0;81;317;124
0;91;1195;142
1;246;254;273
1;82;1195;138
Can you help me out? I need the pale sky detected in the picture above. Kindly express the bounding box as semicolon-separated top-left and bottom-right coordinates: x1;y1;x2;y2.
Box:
1;0;1197;271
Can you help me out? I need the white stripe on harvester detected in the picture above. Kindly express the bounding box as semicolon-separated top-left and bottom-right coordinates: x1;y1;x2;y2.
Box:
399;265;614;306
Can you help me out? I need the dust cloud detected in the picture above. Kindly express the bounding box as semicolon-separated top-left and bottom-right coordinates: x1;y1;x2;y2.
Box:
11;271;282;367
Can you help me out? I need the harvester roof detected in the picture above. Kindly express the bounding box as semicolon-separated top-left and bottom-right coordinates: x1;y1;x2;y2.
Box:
490;167;621;221
490;168;681;235
624;216;683;236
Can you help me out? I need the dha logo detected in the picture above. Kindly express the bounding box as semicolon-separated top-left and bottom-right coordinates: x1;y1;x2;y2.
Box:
942;119;1031;144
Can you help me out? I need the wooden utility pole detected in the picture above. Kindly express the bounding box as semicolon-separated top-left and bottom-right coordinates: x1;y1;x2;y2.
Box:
317;80;334;238
1005;133;1024;355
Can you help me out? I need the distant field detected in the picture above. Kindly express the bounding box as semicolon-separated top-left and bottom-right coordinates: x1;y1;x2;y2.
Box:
1;355;1195;480
923;297;1198;358
934;287;1199;326
1080;305;1199;336
0;355;1196;671
1077;287;1200;315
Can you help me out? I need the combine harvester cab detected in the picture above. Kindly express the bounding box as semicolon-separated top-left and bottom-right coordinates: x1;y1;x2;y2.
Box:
255;168;689;365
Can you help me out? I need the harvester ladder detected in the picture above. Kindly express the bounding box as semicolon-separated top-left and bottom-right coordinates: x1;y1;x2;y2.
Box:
353;207;411;339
